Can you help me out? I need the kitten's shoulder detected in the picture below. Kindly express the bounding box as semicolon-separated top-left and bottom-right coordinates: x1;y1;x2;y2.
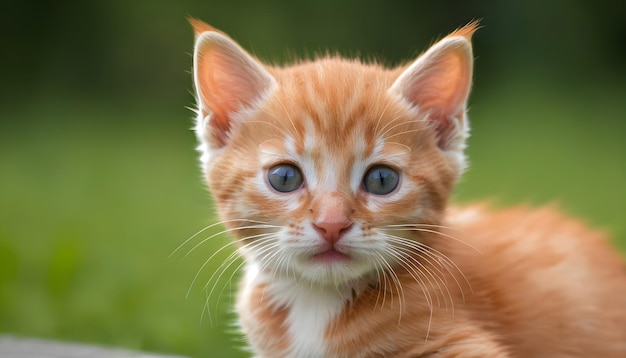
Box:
445;203;616;252
443;202;626;282
444;203;626;353
447;203;608;240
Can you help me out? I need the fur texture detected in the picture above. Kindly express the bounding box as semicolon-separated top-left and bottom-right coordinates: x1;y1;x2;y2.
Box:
189;19;626;357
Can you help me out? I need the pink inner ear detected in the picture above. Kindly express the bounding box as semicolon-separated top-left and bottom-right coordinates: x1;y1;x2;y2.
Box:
197;50;249;146
195;33;274;147
409;53;470;119
393;36;473;150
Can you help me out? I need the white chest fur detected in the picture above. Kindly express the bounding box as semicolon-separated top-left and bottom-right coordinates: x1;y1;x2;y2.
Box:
241;264;350;357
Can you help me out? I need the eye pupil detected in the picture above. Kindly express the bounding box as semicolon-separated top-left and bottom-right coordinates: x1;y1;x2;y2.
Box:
363;165;399;195
268;164;303;193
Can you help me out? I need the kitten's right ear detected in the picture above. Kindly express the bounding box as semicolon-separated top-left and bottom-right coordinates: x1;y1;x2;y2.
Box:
191;19;277;149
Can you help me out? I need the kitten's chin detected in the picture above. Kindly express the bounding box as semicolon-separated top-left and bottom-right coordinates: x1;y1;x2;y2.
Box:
312;248;351;263
293;253;374;286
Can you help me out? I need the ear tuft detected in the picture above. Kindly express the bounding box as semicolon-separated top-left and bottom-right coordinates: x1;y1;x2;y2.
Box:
188;17;218;38
446;20;481;42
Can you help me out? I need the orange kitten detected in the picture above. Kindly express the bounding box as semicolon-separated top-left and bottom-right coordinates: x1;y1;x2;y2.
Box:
189;19;626;357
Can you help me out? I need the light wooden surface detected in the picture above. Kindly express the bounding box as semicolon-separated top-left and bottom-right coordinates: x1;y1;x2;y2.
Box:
0;336;187;358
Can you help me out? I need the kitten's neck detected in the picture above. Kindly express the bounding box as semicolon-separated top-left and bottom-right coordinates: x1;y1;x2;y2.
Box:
244;262;372;303
239;262;367;357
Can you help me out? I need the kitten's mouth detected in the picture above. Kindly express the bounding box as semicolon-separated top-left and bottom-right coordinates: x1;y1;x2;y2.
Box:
312;248;351;263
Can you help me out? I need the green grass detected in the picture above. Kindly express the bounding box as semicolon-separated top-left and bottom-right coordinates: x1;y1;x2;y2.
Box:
0;99;241;357
461;79;626;242
0;79;624;357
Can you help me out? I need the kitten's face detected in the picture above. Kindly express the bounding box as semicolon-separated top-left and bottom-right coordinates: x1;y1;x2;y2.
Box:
191;21;475;285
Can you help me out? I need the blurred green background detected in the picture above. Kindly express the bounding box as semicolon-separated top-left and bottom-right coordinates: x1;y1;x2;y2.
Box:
1;0;624;357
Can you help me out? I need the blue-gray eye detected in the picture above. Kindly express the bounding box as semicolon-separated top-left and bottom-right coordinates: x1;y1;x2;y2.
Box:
268;164;304;193
363;165;399;195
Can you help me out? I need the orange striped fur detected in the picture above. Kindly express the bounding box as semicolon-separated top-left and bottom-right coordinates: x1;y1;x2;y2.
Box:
190;19;626;357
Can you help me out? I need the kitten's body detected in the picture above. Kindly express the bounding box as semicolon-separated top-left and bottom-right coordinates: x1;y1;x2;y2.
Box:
189;20;626;357
238;205;626;357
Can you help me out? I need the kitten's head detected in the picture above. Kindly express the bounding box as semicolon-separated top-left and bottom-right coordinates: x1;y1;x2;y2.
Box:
191;19;476;286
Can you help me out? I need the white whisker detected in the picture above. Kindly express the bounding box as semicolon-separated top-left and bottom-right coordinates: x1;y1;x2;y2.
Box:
243;119;291;138
273;96;299;136
201;236;282;324
383;225;480;254
383;231;473;299
373;100;394;134
376;113;409;138
373;255;390;310
383;223;461;232
184;224;281;258
383;238;444;309
170;218;274;258
191;231;277;298
374;252;405;323
369;258;384;312
384;128;428;141
380;240;437;342
381;246;434;311
202;256;247;326
384;141;413;154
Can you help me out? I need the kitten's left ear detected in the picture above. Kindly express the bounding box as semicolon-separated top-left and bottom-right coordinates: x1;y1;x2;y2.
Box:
390;22;478;171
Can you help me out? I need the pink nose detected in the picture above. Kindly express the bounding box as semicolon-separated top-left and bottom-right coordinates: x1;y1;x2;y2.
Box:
312;221;353;244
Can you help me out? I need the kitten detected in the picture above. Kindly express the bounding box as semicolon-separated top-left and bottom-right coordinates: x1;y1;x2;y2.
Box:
189;19;626;357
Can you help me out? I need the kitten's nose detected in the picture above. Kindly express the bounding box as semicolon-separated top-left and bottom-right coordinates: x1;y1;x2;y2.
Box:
311;192;354;244
312;221;353;245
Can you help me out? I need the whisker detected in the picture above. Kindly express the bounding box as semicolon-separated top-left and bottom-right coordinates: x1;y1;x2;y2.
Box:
373;255;390;311
383;232;473;298
202;237;282;322
415;252;456;316
384;141;412;154
190;232;276;298
385;226;480;254
381;246;434;312
379;119;424;140
382;223;462;232
374;252;405;320
390;241;456;315
384;128;428;141
369;258;384;312
284;254;296;283
274;96;299;136
255;241;292;300
167;219;278;258
202;252;247;326
423;246;472;299
215;255;251;313
386;248;434;340
188;240;238;298
383;239;444;309
269;245;290;282
376;113;409;138
373;100;394;135
184;224;280;258
200;247;242;326
170;218;274;258
412;250;455;313
243;119;291;138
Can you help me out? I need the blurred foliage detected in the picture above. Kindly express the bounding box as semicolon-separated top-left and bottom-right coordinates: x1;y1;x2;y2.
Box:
0;0;624;357
3;0;626;105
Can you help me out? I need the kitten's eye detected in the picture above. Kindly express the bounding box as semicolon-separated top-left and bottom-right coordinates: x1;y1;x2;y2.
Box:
268;164;304;193
363;165;399;195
